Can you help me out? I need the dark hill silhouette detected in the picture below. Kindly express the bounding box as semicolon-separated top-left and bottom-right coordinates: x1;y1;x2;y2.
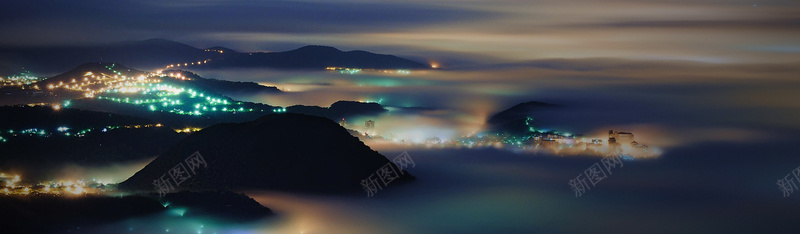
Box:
33;62;278;127
0;106;186;180
19;63;391;129
162;191;272;221
486;101;561;135
287;100;386;121
0;191;271;233
43;62;145;85
206;45;429;70
44;63;280;98
0;105;151;131
68;97;275;128
164;70;281;94
205;46;238;53
0;194;164;233
38;63;386;128
119;113;414;194
69;98;387;129
0;127;186;174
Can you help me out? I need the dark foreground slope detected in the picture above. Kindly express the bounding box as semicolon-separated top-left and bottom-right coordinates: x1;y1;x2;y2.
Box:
119;113;413;194
0;194;164;233
0;191;272;233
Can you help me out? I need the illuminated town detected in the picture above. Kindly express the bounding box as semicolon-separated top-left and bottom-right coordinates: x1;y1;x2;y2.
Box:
325;66;412;75
0;70;42;87
0;122;175;143
3;63;273;119
1;172;108;196
342;118;658;158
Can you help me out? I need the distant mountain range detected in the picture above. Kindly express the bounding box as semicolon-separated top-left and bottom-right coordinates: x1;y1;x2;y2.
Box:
164;70;282;94
0;39;429;75
203;45;429;70
119;113;414;194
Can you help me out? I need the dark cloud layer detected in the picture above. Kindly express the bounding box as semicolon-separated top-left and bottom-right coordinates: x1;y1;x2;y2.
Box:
572;18;800;30
1;0;798;64
0;0;495;46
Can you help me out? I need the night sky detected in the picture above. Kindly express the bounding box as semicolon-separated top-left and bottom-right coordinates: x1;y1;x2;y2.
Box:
2;0;798;65
2;1;800;233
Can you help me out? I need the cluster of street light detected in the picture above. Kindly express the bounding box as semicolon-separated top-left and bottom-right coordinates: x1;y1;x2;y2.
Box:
0;123;164;143
325;67;411;75
0;172;110;196
36;64;268;116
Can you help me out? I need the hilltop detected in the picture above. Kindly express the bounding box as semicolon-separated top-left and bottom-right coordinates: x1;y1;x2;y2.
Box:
205;45;430;70
485;101;561;135
119;113;414;194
